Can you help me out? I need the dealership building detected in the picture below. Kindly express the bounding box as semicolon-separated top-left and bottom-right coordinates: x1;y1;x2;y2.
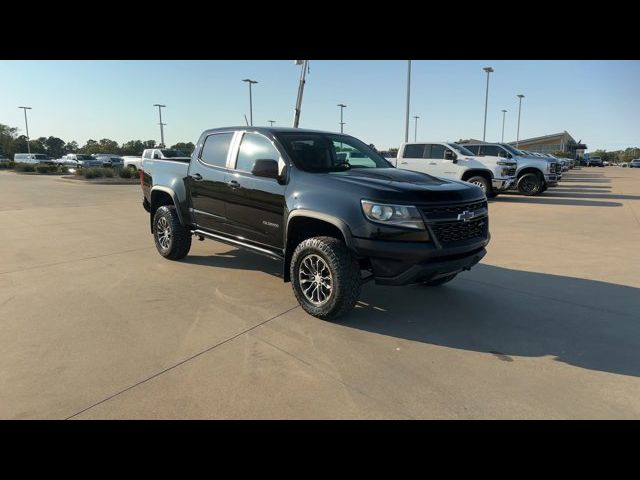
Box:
508;131;587;159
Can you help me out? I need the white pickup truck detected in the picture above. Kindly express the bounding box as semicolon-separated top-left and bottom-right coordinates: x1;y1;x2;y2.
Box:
393;142;517;198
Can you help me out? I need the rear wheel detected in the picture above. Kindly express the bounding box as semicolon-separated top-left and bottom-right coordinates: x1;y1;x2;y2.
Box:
466;175;491;196
153;205;192;260
127;164;137;173
518;173;543;196
290;236;361;320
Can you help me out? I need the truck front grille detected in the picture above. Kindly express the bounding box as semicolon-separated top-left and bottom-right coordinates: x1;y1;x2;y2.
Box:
420;200;487;217
430;217;488;244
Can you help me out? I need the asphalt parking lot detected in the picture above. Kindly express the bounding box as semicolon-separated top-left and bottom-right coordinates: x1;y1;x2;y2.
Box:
1;168;639;419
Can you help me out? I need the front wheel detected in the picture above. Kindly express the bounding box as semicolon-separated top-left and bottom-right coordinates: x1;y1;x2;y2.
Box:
153;205;192;260
518;173;543;196
290;236;362;320
466;175;490;196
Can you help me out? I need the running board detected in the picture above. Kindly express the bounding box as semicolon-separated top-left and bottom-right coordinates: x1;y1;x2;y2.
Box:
192;229;284;261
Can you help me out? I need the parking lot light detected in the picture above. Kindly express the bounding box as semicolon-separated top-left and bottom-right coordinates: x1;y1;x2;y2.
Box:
242;79;258;126
404;60;411;142
482;66;494;142
338;104;347;133
153;104;166;148
18;106;32;155
501;109;507;143
516;94;525;148
413;115;420;142
268;120;275;127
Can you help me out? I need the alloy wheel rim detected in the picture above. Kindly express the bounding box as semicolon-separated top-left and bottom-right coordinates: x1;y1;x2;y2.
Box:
298;254;333;306
157;217;172;250
472;180;486;192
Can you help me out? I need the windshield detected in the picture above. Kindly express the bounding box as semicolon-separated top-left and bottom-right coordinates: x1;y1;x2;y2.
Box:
34;154;49;159
275;132;391;173
161;149;188;158
449;143;475;156
501;144;527;156
77;155;94;160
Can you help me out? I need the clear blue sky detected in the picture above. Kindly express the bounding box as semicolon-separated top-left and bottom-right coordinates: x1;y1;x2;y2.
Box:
1;60;639;152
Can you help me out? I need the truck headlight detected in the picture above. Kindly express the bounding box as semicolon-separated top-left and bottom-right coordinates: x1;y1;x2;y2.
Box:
361;200;425;230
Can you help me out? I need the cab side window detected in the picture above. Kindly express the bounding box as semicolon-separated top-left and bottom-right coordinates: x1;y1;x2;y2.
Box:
200;133;234;168
235;133;280;173
480;145;502;157
429;144;445;159
403;144;426;159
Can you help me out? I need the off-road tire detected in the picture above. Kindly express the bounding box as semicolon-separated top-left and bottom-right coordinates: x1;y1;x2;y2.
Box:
153;205;192;260
518;172;543;196
290;236;361;320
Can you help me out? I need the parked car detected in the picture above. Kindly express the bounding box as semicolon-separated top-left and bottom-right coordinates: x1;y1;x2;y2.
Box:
123;155;143;171
463;143;559;195
141;127;490;320
93;154;124;168
393;141;516;198
13;153;55;165
60;153;104;168
629;159;640;168
588;156;604;167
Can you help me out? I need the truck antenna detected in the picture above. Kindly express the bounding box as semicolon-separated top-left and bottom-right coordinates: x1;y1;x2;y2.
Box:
244;114;249;126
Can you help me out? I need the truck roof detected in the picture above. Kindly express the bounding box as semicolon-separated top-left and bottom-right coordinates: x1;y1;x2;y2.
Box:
201;126;348;136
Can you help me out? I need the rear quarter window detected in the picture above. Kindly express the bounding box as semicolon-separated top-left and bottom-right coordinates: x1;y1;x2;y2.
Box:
200;133;234;168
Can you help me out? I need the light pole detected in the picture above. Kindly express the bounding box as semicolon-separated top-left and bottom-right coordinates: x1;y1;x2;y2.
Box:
516;94;525;148
18;106;32;155
242;78;258;126
501;109;507;143
482;66;494;142
404;60;412;142
337;103;347;133
153;104;166;147
413;115;420;141
268;120;275;127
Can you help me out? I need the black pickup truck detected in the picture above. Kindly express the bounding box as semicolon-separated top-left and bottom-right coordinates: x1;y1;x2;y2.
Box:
141;127;489;319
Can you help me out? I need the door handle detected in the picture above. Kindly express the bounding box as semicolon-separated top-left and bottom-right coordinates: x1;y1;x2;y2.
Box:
227;180;241;189
400;161;408;165
191;173;203;181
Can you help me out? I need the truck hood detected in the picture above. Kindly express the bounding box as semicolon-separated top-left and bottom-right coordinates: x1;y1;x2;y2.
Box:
324;168;484;203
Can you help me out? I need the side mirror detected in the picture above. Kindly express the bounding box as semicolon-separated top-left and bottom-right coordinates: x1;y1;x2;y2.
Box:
444;150;457;163
251;159;279;178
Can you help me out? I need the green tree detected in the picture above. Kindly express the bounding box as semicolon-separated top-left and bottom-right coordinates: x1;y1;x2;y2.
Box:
98;138;120;154
44;136;66;158
0;123;19;157
64;141;79;153
120;140;145;155
142;140;157;149
170;142;195;154
80;139;100;154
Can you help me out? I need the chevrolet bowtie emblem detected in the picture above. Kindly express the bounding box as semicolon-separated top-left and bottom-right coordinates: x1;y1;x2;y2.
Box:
457;210;475;222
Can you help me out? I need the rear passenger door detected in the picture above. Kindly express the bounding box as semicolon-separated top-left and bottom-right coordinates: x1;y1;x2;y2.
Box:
398;144;428;173
188;132;236;233
224;132;286;249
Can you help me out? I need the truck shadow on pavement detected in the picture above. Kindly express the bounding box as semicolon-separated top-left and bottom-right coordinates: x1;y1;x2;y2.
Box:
349;264;640;378
492;196;622;207
183;251;284;278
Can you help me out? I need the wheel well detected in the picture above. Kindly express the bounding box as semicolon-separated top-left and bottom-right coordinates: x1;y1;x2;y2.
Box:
283;217;345;282
517;167;544;180
149;190;176;233
461;169;492;183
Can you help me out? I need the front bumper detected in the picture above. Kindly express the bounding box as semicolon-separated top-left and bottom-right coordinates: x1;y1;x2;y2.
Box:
544;174;558;186
352;235;488;286
492;177;516;191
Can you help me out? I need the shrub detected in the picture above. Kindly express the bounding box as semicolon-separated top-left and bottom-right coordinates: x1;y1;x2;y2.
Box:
35;164;58;173
0;161;15;169
83;167;104;179
118;167;133;178
14;163;36;172
103;168;114;178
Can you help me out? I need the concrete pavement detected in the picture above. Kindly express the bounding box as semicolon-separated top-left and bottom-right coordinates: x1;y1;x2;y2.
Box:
1;168;639;419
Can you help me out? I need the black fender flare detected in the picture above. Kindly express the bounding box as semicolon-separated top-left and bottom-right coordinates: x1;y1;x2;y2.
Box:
150;186;185;232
